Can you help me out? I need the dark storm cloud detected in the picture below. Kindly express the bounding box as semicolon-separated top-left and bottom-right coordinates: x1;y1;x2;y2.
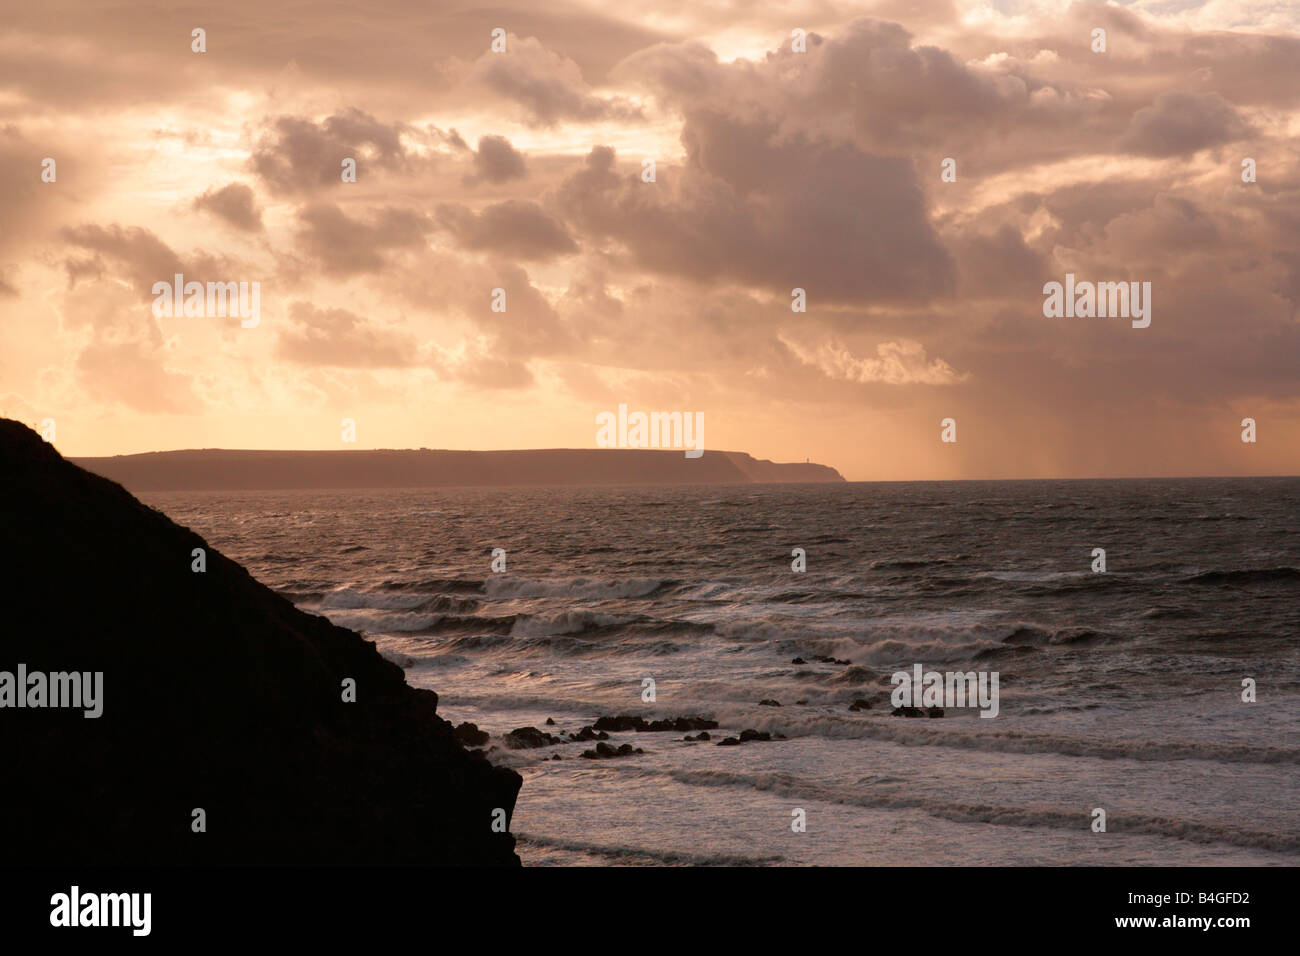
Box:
552;129;955;304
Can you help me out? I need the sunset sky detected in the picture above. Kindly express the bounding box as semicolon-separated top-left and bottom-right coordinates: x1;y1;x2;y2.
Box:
1;0;1297;480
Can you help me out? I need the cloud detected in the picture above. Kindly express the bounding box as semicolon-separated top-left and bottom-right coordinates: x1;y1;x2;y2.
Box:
779;334;967;385
951;224;1050;299
251;110;414;195
553;130;955;303
617;19;1094;160
276;301;418;368
294;203;432;275
435;349;535;389
60;224;232;300
0;128;44;257
5;5;1299;476
436;200;577;260
468;36;643;127
193;183;263;232
1116;91;1252;156
467;134;527;185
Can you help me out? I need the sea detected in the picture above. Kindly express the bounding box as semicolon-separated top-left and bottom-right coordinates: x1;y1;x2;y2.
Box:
145;477;1300;866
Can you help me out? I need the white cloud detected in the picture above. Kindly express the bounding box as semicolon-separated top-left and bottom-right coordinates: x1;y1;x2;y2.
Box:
779;334;968;385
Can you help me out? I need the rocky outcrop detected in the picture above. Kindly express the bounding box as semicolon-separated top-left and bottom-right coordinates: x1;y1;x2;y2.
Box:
454;721;491;747
580;742;644;759
569;726;611;742
0;419;521;864
503;726;564;749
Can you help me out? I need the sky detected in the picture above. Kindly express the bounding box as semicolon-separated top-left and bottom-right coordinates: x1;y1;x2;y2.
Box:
0;0;1297;480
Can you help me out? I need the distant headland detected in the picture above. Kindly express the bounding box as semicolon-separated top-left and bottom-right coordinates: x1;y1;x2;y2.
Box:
70;447;846;491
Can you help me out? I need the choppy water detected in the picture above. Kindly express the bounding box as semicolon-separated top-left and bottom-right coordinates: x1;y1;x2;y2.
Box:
147;478;1300;865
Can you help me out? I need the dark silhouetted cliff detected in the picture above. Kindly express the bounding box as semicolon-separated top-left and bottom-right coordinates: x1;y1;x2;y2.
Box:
0;419;521;864
70;447;846;491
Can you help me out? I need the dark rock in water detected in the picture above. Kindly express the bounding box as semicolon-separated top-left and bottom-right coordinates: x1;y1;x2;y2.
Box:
811;655;850;666
758;699;781;707
683;731;712;742
650;716;717;733
891;706;925;718
927;707;945;718
796;699;808;705
568;726;611;742
712;729;774;745
454;721;490;746
593;714;718;733
545;717;555;725
503;726;562;749
593;714;649;732
550;754;562;761
848;699;871;712
791;657;806;664
580;741;644;759
0;418;520;864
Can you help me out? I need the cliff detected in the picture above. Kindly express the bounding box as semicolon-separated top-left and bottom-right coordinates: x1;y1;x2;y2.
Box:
69;447;846;491
0;418;521;864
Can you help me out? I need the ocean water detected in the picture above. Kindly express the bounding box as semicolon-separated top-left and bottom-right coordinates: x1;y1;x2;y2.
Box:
147;478;1300;866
